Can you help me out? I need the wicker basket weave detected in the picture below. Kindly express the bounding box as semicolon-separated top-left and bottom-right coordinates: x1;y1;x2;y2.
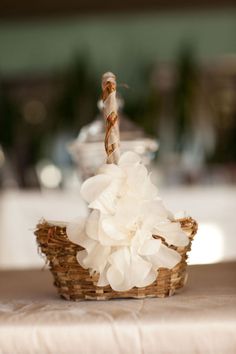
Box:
35;217;197;300
35;72;198;300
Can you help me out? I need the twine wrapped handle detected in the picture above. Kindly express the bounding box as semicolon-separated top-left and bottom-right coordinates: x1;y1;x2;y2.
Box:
102;72;120;164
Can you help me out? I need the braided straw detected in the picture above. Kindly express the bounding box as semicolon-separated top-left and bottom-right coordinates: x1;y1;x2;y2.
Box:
102;72;120;164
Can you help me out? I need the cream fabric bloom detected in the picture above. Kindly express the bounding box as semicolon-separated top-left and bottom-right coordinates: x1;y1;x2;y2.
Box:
67;151;189;291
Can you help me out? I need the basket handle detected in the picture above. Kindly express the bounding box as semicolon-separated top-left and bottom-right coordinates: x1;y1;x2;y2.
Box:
102;72;120;164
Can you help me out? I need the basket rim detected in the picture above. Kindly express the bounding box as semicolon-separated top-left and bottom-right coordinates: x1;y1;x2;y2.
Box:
38;216;195;228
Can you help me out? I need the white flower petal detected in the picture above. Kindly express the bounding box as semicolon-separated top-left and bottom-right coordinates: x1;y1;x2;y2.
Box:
107;265;122;284
81;174;112;203
82;243;111;273
97;266;109;287
85;210;99;240
133;267;157;288
139;200;169;232
97;218;128;246
115;195;140;228
88;179;121;214
106;265;132;291
107;248;132;291
154;221;189;247
130;254;153;284
108;247;130;276
76;250;88;268
126;164;148;194
100;216;126;241
142;174;159;199
142;200;169;220
98;163;125;179
167;209;175;221
138;238;162;256
66;217;86;245
118;151;141;166
131;228;153;251
174;210;188;219
148;243;181;269
66;217;96;250
108;254;157;290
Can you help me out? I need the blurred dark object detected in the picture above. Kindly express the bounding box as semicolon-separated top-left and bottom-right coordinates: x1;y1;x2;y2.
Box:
0;55;99;188
150;50;236;185
0;73;60;188
204;56;236;163
1;51;236;189
55;54;98;133
175;47;197;153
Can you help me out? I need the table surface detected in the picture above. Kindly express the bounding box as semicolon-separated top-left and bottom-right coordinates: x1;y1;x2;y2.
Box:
0;262;236;354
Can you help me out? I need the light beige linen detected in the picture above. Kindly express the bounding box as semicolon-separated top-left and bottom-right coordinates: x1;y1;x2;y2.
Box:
0;262;235;354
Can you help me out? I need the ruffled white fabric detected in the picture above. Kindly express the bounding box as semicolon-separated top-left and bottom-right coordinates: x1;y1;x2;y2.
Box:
67;151;189;291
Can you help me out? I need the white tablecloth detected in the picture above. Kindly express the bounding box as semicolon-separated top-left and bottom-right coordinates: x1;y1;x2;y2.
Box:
0;262;235;354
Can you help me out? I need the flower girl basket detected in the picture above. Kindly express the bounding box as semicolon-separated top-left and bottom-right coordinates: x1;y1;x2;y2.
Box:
35;72;197;301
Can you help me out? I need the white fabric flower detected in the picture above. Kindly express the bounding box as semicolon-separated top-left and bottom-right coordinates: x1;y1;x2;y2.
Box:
67;151;189;291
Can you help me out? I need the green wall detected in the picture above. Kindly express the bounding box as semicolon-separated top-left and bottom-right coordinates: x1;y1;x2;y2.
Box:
0;9;236;81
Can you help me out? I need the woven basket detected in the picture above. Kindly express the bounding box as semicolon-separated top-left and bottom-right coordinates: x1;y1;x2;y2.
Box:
35;72;198;300
35;217;197;300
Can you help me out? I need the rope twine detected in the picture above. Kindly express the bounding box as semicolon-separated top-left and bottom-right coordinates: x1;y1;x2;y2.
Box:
102;72;120;164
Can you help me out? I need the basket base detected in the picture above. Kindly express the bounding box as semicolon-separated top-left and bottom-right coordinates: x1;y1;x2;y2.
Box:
35;217;197;301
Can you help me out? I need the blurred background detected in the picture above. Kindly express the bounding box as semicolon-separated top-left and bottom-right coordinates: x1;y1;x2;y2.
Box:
0;1;236;269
